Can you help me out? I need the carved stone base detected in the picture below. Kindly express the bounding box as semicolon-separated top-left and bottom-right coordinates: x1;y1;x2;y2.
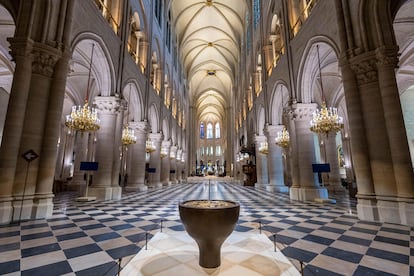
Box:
124;184;148;192
255;183;289;193
0;197;13;224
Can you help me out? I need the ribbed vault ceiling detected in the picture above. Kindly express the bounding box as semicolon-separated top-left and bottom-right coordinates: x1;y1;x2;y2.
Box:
171;0;246;123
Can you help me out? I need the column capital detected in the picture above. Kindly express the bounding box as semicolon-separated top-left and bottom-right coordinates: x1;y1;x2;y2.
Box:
289;103;317;121
32;44;61;77
254;135;267;143
161;140;171;148
375;46;399;68
94;96;122;114
349;51;378;86
149;132;163;141
265;124;285;137
129;121;149;134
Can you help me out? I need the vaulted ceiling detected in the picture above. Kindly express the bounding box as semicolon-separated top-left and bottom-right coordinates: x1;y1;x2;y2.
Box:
171;0;247;123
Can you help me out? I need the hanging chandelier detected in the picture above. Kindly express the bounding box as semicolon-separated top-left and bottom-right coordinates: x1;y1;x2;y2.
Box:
258;141;268;154
310;44;343;136
122;126;136;145
145;138;156;153
65;44;100;132
160;147;168;158
121;85;137;145
275;127;290;148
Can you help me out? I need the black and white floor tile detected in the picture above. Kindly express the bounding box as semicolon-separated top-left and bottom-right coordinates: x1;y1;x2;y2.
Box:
0;178;412;275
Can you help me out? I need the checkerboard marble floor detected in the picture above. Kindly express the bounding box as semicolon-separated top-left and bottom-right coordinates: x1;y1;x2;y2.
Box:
0;178;413;275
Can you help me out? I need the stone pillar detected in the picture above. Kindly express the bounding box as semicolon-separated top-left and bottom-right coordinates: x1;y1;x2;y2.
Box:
125;121;148;191
289;103;328;201
33;52;70;218
176;148;182;182
111;105;124;200
68;132;88;191
266;125;288;192
254;135;269;188
139;41;148;72
160;140;171;185
12;45;60;221
89;96;121;200
376;47;414;225
148;132;163;188
324;133;346;194
170;146;177;183
0;39;33;223
342;55;377;220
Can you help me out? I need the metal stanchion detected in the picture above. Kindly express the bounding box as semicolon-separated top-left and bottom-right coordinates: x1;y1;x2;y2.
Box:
117;257;122;276
145;232;148;250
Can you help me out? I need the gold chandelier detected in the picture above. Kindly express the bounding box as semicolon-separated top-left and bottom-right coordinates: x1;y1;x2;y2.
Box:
145;138;156;153
121;85;137;145
160;146;168;158
310;44;343;135
275;127;290;148
258;141;268;154
122;126;136;145
65;44;100;132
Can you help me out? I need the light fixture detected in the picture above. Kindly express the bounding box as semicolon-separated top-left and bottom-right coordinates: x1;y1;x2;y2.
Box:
66;44;100;132
310;44;343;135
145;138;156;153
121;84;137;145
160;147;168;158
169;149;176;160
275;127;290;148
122;126;136;145
258;141;268;155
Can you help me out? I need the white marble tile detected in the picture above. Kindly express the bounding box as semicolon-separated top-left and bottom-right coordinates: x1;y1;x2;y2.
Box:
121;231;300;276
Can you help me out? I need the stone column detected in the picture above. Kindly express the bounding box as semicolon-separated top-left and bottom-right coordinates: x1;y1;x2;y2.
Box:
148;132;163;188
376;47;414;225
68;132;88;191
266;125;288;192
12;46;60;221
0;39;33;223
139;41;148;72
125;121;148;191
323;133;346;194
134;31;142;64
289;103;328;201
89;96;121;200
176;149;182;183
110;105;124;200
33;52;70;218
170;146;177;183
342;55;376;220
254;135;269;188
160;140;171;185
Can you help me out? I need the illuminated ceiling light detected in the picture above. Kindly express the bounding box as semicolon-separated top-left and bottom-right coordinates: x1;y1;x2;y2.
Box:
275;127;290;148
310;44;343;136
65;44;100;132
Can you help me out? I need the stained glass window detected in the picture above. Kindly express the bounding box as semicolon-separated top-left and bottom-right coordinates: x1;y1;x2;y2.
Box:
207;123;213;139
200;122;205;138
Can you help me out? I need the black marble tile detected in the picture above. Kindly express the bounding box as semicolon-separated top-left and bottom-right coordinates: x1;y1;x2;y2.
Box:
353;265;398;276
124;217;143;223
366;248;409;264
281;246;317;263
21;231;53;241
235;225;252;232
289;225;314;233
332;219;354;226
279;219;300;225
126;232;146;243
56;231;87;241
110;224;134;231
21;243;61;258
349;226;378;235
0;260;20;274
0;230;20;238
338;235;372;246
50;223;77;230
319;226;346;234
322;247;363;263
0;242;20;253
72;217;94;222
380;227;410;235
169;225;184;231
75;261;118;276
64;243;102;259
275;234;297;245
305;219;326;225
304;264;344;276
80;223;105;230
21;223;49;229
374;235;409;247
92;232;121;242
106;244;140;259
98;217;119;223
21;261;72;276
303;234;334;245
